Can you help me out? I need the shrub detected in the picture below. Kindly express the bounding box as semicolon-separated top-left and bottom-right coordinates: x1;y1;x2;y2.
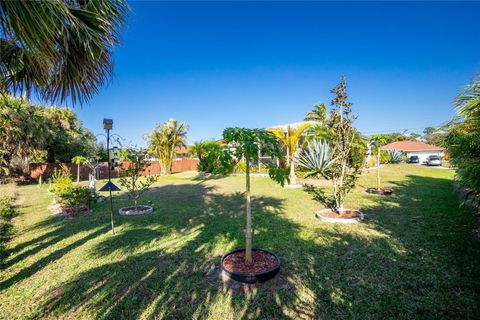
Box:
49;168;73;194
0;196;14;218
197;141;235;174
380;150;390;164
56;186;91;211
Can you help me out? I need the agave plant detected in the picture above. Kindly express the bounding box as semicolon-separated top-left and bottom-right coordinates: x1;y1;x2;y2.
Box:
387;149;404;164
295;140;333;178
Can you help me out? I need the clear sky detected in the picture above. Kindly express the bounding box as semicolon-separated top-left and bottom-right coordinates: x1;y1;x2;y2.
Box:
73;1;480;146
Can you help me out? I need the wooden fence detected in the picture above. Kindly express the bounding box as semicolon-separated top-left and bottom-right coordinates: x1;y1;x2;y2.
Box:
29;158;199;181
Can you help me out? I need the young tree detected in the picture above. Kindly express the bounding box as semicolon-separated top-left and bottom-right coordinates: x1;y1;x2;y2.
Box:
297;77;364;212
269;123;311;185
71;155;88;183
118;149;157;207
223;127;287;263
146;119;188;175
369;136;388;190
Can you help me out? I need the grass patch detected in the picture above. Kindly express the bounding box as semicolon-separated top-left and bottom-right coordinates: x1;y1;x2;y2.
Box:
0;165;479;319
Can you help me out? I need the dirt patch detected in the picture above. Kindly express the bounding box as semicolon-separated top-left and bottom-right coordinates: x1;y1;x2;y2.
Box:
222;250;278;274
366;187;393;195
318;210;361;219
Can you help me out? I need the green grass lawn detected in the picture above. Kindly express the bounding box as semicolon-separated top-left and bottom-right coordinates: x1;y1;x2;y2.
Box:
0;165;479;319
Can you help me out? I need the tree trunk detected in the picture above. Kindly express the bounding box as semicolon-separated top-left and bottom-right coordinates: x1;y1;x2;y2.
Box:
77;164;80;183
245;157;253;263
289;159;296;185
377;148;381;190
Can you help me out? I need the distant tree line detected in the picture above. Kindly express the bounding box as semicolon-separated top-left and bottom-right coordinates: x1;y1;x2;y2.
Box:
0;95;104;180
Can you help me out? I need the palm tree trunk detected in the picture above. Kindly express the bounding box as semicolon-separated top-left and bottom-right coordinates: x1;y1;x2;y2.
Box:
377;148;381;190
289;159;296;185
77;164;80;183
245;157;253;264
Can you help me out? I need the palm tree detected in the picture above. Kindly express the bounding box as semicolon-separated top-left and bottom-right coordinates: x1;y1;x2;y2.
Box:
269;122;311;185
304;103;327;123
71;155;88;183
146;119;188;175
0;0;128;105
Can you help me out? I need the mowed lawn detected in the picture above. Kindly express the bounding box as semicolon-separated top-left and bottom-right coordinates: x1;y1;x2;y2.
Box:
0;165;479;319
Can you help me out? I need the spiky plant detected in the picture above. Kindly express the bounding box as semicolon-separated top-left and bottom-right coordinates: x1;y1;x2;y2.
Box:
295;140;333;178
387;149;404;164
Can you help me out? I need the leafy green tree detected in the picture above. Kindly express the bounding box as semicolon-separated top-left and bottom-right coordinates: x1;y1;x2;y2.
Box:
146;119;188;175
0;95;100;179
269;122;311;185
223;128;287;263
0;95;47;177
71;156;88;183
0;0;128;105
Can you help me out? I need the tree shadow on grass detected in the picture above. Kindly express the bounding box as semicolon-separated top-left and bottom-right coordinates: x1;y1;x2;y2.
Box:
4;174;480;319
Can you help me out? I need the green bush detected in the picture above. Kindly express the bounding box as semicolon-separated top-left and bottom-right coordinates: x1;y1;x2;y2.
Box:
0;196;14;218
197;141;234;174
49;168;73;195
56;186;91;210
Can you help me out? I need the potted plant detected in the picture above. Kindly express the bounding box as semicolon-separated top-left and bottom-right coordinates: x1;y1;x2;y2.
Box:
296;77;365;223
221;127;287;283
118;148;157;215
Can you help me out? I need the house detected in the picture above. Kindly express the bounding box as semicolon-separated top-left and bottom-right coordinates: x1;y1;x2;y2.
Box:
380;141;444;163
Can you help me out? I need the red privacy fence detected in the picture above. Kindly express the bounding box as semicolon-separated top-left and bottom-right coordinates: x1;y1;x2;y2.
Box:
29;158;199;181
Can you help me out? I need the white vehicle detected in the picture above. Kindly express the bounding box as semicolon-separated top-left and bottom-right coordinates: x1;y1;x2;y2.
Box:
426;155;441;166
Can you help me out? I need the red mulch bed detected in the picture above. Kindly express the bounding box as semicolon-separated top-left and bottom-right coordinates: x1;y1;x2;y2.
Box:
63;205;89;216
319;210;361;219
223;250;278;275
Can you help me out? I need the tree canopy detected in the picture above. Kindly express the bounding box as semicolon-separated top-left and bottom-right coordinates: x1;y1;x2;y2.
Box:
0;0;128;105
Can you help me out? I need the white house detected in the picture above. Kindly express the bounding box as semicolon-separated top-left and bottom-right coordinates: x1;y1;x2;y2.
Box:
380;141;444;163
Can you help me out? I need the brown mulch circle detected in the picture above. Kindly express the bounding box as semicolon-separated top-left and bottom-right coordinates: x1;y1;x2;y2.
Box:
319;210;361;219
222;250;278;275
366;187;393;195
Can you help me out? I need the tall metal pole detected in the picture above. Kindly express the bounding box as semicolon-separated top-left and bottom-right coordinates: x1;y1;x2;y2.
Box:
106;128;115;234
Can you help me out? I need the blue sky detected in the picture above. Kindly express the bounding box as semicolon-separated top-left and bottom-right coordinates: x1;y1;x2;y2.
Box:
74;1;480;146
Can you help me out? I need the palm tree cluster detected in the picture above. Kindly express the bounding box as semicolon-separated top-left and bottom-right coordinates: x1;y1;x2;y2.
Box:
0;95;100;180
146;119;188;175
0;0;128;105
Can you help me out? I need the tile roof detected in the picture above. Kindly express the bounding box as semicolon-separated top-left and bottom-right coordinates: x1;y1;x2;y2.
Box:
380;141;444;152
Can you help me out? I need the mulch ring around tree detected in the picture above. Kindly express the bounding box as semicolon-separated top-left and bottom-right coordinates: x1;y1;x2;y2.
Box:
222;250;278;274
118;205;153;215
207;257;293;295
315;209;364;223
366;187;393;195
48;199;90;217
